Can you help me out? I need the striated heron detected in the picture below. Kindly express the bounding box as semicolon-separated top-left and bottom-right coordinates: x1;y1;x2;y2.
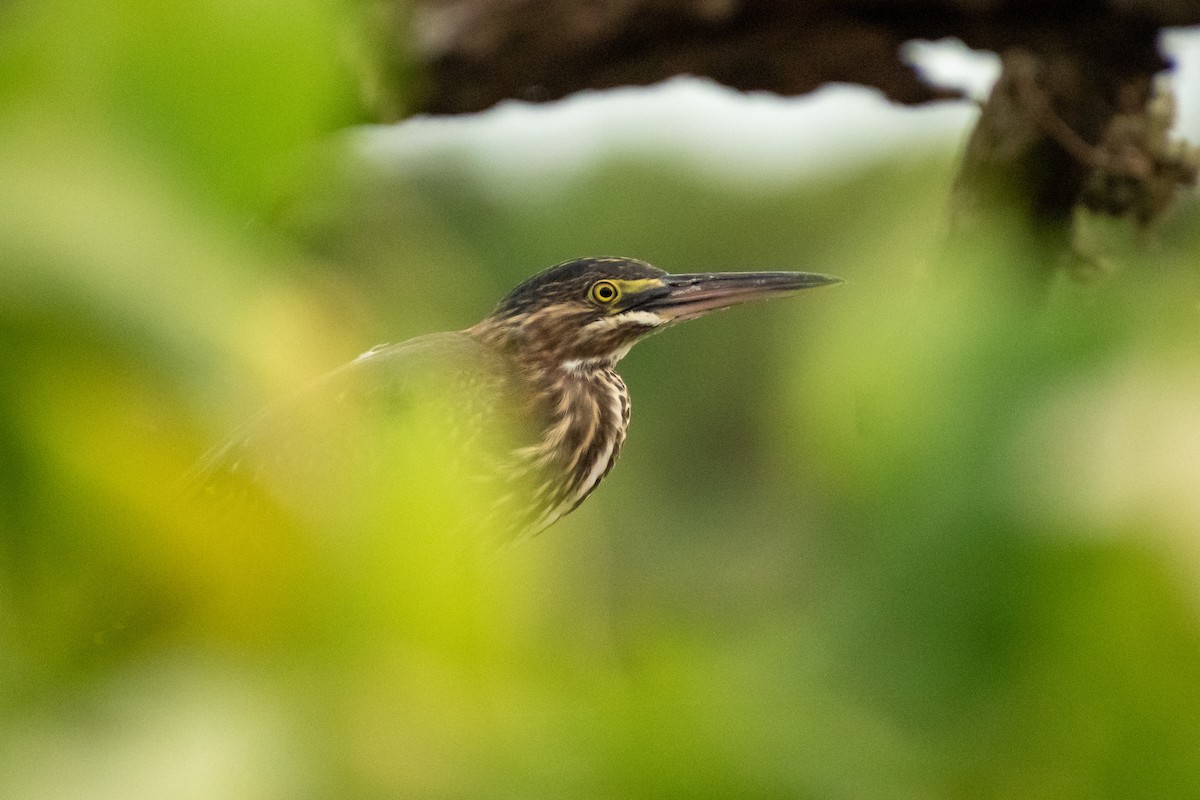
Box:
196;257;840;538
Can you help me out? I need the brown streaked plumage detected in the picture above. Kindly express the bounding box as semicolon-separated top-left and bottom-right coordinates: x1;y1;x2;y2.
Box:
194;257;840;539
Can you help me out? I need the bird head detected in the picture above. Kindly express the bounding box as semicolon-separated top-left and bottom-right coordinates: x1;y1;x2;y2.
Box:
471;257;840;368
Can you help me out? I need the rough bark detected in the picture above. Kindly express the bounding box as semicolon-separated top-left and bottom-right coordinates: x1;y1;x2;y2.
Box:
402;1;1200;117
375;1;1200;269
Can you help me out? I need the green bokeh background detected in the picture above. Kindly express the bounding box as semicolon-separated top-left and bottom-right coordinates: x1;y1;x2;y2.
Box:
4;2;1200;797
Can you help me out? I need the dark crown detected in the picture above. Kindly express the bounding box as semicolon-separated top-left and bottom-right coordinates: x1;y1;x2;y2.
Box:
490;257;667;318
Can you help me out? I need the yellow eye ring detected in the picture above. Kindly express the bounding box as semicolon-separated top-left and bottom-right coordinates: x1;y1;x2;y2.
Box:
589;280;621;305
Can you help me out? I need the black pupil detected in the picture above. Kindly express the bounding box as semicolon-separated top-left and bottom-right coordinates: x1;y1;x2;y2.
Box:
597;284;613;300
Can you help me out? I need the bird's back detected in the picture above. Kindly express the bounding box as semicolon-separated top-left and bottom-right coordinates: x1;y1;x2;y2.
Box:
191;332;537;539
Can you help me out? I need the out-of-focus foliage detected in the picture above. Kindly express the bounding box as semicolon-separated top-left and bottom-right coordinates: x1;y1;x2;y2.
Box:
4;2;1200;798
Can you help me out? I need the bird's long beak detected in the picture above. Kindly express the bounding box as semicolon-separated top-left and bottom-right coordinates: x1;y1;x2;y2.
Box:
635;271;841;322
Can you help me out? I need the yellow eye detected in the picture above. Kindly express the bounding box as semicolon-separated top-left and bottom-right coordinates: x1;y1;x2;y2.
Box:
589;280;621;305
